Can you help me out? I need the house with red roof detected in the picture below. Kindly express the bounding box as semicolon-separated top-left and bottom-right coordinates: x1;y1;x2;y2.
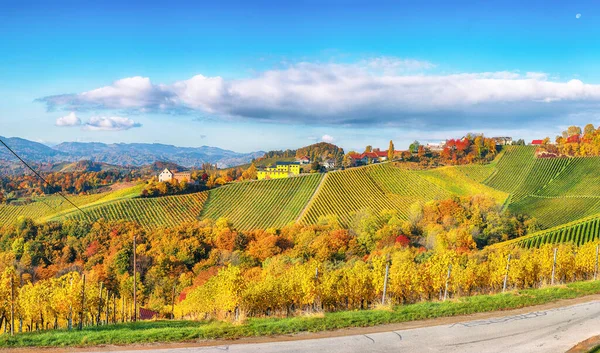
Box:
531;139;544;146
296;155;311;165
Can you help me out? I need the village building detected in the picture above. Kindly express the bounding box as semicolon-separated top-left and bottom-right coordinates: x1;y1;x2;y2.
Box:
531;139;544;146
296;155;311;165
426;142;446;152
321;158;336;169
347;149;399;166
158;168;193;183
492;137;513;146
257;162;303;180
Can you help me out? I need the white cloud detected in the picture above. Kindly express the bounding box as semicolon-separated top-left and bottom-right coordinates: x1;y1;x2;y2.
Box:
84;116;141;131
39;58;600;131
321;134;335;143
576;13;582;19
55;112;81;126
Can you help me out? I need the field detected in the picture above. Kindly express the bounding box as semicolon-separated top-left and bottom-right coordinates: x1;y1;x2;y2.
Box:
484;145;537;193
200;174;323;230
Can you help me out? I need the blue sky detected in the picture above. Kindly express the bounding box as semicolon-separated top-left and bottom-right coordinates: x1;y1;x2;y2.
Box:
2;0;600;152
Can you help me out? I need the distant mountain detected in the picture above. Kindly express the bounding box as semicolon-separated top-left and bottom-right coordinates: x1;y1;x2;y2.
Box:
0;136;264;169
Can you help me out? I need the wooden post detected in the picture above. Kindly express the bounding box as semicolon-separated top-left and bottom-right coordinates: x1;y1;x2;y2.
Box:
133;234;137;322
105;289;110;325
502;254;511;293
171;284;176;320
113;293;117;324
10;274;14;336
551;248;558;285
443;264;452;301
97;282;103;326
79;274;86;330
595;244;599;281
122;296;125;323
382;260;390;305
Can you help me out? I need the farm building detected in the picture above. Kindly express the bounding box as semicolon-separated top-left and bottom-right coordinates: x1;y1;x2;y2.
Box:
158;168;193;183
426;142;446;152
322;158;336;169
530;140;544;146
347;149;398;166
296;156;311;164
492;137;513;145
257;162;303;180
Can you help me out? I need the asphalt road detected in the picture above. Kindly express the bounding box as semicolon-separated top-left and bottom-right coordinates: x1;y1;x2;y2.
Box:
100;300;600;353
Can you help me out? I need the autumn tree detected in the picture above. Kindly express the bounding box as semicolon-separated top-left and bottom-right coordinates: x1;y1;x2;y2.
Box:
388;140;394;161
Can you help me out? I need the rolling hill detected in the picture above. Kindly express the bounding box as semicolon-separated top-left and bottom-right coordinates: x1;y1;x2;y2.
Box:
2;146;600;244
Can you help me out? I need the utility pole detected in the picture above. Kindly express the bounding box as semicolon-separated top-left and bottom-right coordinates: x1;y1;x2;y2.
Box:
382;258;390;305
133;234;137;322
79;274;86;330
502;254;511;293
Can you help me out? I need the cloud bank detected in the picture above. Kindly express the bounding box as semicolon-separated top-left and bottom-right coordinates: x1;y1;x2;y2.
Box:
84;116;141;131
55;112;140;131
40;57;600;130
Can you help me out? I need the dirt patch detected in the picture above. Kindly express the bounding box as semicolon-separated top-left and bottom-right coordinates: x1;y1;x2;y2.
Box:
4;293;600;353
567;335;600;353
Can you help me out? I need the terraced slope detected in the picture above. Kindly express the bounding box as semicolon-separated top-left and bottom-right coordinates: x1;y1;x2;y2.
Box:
494;213;600;249
455;164;497;183
54;192;208;229
509;196;600;229
200;174;323;230
537;157;600;197
417;167;508;204
300;163;453;227
484;145;537;193
0;183;145;226
0;193;107;226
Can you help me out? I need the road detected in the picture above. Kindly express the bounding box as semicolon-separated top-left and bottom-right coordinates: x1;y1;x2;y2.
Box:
95;300;600;353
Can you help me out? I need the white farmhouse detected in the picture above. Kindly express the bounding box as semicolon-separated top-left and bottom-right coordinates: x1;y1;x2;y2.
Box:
158;168;173;182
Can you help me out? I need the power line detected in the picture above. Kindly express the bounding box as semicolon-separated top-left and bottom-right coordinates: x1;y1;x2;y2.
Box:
0;138;91;221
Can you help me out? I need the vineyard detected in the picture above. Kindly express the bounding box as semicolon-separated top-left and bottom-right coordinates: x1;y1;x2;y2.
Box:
200;174;322;230
494;212;600;249
0;183;145;226
300;164;449;226
483;145;537;192
54;192;208;229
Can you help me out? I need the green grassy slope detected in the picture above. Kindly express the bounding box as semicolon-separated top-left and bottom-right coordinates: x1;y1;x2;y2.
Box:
200;174;323;230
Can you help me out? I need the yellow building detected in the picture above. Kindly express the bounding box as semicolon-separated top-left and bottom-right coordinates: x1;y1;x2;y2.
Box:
257;162;302;180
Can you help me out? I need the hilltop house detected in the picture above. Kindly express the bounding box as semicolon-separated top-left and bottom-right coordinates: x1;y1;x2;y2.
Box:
531;140;544;146
296;156;311;165
426;142;446;152
492;137;513;146
322;158;336;169
158;168;193;183
257;162;303;180
347;149;398;166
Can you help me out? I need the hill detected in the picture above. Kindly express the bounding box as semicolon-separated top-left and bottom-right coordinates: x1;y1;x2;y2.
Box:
0;136;263;170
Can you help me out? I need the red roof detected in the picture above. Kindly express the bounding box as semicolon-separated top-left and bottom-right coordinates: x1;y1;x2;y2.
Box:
298;156;310;160
531;140;544;145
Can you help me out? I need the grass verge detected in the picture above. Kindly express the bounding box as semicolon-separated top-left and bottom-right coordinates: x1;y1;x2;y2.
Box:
2;280;600;348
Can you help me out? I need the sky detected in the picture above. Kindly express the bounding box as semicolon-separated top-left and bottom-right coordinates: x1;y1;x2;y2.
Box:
2;0;600;153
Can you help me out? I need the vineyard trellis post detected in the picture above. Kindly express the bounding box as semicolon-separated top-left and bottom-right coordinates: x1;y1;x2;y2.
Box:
10;274;14;336
79;274;86;330
133;234;137;322
97;282;103;326
382;256;390;305
105;289;110;325
113;293;117;324
443;264;452;301
171;283;176;320
502;254;511;293
68;277;73;331
551;248;558;286
595;244;599;281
